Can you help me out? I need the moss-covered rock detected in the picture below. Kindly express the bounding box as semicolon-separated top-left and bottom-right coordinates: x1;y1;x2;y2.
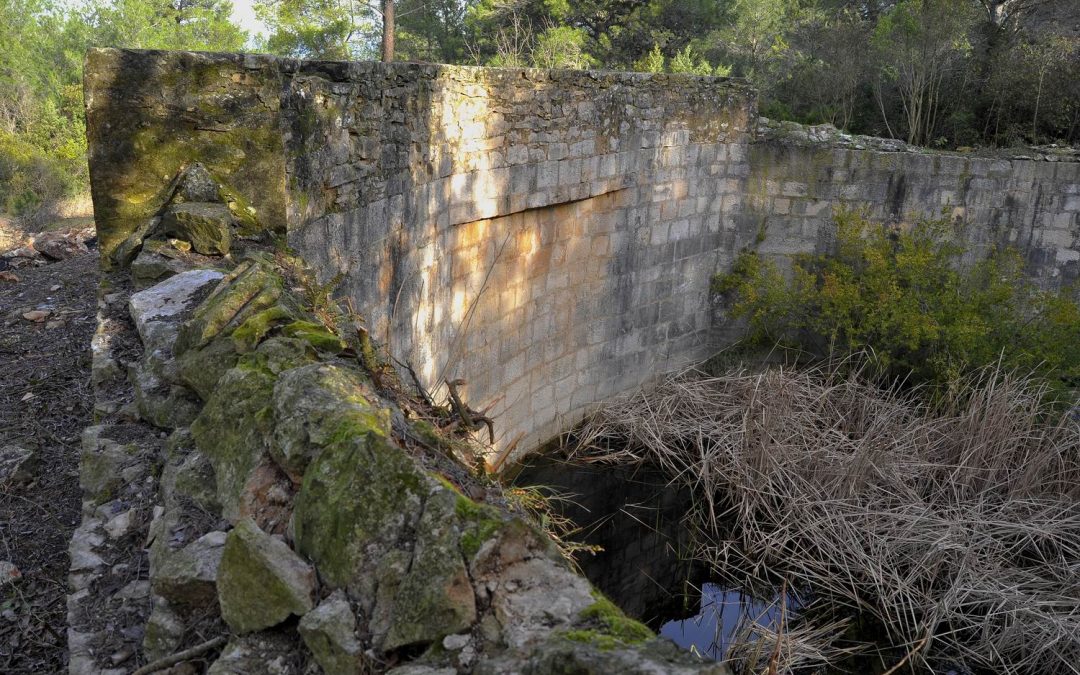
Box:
161;432;221;515
270;363;387;481
298;590;365;675
152;530;227;611
473;636;730;674
206;630;302;675
173;163;221;203
374;487;477;650
161;202;233;255
292;418;426;603
131;241;191;288
561;590;653;649
176;260;282;356
242;337;319;375
177;335;241;401
281;320;346;354
142;596;184;662
80;430;136;506
191;362;276;522
217;518;316;633
232;305;295;354
113;217;159;267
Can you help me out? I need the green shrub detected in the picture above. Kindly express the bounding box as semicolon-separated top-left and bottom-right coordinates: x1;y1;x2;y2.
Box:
715;209;1080;392
0;124;83;220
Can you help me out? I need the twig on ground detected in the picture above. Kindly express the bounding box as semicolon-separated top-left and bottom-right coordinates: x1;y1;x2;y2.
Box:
130;636;227;675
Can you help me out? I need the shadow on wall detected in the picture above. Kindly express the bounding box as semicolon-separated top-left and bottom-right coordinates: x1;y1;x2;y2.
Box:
282;64;757;465
84;49;288;264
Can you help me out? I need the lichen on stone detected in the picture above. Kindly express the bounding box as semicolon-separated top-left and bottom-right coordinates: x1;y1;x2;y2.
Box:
175;258;284;355
270;362;387;481
217;518;316;634
281;319;346;354
190;360;277;522
373;487;477;650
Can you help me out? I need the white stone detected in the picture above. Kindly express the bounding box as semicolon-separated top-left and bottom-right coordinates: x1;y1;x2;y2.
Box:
128;268;224;343
0;561;21;587
104;509;134;539
441;633;470;651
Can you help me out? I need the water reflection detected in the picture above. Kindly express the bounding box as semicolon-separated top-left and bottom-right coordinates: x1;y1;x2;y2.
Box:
660;583;793;661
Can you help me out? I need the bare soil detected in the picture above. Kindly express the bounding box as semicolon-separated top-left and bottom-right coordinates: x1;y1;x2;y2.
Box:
0;250;98;673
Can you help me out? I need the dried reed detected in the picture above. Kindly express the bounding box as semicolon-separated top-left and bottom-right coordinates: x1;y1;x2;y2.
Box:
571;364;1080;674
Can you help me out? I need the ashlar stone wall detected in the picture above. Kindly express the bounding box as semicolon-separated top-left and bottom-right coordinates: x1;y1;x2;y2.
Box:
85;49;1079;464
283;63;756;458
744;125;1080;296
86;48;757;461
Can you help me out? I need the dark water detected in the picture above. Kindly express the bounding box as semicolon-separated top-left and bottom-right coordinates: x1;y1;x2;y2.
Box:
660;583;794;661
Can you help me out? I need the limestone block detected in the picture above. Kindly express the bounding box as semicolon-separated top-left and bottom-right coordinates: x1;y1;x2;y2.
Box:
218;518;316;633
129;269;226;345
0;445;36;488
372;488;477;650
160;202;233;256
206;631;299;675
270;363;387;481
152;530;227;610
298;590;365;675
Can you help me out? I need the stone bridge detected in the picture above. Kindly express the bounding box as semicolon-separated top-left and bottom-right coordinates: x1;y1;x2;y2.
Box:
86;48;1080;462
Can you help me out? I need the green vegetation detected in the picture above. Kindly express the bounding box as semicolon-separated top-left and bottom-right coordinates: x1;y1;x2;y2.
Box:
1;0;245;223
562;590;653;650
4;1;1078;222
715;208;1080;391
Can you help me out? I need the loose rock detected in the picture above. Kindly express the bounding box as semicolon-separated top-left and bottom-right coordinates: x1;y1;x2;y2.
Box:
298;590;365;675
217;518;316;633
160;202;233;256
0;561;21;587
0;444;37;487
152;530;227;610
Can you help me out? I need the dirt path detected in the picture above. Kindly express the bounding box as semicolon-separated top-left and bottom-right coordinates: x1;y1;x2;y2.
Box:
0;251;98;673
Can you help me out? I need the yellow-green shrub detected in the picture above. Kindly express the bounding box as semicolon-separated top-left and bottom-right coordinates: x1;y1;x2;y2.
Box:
715;209;1080;393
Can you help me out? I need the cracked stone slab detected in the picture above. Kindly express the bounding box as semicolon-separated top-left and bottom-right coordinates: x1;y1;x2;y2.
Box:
128;268;224;344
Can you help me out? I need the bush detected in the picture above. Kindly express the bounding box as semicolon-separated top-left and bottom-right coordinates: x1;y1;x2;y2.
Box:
0;128;78;220
714;209;1080;392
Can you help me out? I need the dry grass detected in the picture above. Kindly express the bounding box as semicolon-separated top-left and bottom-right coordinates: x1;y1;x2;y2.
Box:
571;363;1080;674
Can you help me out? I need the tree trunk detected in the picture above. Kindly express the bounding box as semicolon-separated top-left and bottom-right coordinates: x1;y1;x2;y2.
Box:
382;0;395;62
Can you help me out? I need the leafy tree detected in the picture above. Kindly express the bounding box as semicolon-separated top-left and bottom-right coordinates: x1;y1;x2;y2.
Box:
767;9;873;129
635;43;666;73
532;25;593;69
715;0;796;84
255;0;379;59
396;0;470;63
668;44;716;75
80;0;247;52
872;0;976;145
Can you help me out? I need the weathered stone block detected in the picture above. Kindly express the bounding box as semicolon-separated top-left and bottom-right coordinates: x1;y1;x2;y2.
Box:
152;530;226;610
217;518;316;633
161;202;233;255
298;590;365;675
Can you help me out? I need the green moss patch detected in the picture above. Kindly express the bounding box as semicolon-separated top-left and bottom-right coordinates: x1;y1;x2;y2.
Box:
562;590;653;650
282;320;346;354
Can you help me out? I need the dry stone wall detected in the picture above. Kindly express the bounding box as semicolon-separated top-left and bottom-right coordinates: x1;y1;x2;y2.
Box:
86;49;1080;465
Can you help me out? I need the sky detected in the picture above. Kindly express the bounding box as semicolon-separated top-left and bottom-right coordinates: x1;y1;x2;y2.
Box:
230;0;267;38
